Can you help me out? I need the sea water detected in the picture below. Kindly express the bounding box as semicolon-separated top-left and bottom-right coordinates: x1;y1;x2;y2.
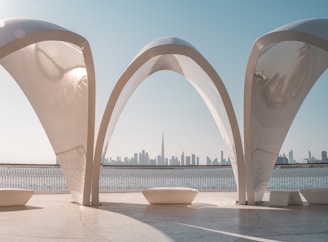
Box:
0;165;327;192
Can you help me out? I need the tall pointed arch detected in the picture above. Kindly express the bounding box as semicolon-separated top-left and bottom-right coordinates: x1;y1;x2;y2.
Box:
0;19;95;205
244;19;328;204
93;37;245;205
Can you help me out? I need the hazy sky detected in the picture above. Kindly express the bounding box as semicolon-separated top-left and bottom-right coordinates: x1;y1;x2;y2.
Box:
0;0;328;164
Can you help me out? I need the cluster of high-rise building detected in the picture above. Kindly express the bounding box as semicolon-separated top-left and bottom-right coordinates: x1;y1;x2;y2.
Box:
104;133;231;166
104;134;328;166
276;149;328;165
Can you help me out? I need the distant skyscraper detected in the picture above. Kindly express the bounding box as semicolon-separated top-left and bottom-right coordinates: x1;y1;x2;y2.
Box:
322;151;327;162
308;151;312;160
206;157;211;165
276;154;288;165
221;150;224;164
186;156;191;166
160;132;165;166
289;150;294;164
192;154;196;165
181;152;185;166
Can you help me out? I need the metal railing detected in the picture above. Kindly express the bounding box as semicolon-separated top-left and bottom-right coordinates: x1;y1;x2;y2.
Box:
0;164;327;193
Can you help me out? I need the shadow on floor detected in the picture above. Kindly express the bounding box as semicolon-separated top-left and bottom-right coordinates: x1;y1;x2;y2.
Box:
86;198;328;242
0;205;41;212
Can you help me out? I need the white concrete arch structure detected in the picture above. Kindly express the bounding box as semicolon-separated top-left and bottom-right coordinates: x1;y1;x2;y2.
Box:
93;37;245;205
0;18;96;205
244;19;328;204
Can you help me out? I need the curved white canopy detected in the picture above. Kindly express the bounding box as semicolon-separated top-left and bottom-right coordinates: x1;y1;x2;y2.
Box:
0;18;95;205
3;17;327;207
92;37;245;205
244;19;328;204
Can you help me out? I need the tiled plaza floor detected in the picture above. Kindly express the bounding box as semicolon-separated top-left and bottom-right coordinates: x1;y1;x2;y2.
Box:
0;192;328;241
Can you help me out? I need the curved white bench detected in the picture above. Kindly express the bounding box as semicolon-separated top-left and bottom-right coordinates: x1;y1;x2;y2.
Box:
269;190;302;206
0;189;34;207
300;188;328;204
142;187;199;204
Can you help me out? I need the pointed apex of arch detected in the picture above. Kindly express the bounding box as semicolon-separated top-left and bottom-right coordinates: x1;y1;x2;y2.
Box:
272;19;328;40
93;36;245;205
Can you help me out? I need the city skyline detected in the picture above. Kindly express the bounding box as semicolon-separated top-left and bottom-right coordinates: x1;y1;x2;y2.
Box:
0;1;328;164
105;145;328;166
105;133;328;166
104;133;231;166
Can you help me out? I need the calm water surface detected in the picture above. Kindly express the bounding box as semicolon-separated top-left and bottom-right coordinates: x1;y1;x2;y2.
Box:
0;165;327;192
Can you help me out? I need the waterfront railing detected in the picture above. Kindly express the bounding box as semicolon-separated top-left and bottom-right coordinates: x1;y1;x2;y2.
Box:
0;164;327;193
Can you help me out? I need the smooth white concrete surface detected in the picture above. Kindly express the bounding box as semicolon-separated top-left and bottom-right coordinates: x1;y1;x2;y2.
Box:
301;188;328;204
0;189;34;206
93;36;246;206
269;190;303;207
142;187;199;204
0;18;96;205
0;192;328;241
244;19;328;204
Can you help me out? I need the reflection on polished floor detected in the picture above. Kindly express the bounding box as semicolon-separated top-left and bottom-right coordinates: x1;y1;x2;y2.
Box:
0;192;327;241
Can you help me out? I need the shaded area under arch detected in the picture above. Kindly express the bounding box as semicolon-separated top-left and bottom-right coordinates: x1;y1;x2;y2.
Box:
93;37;245;205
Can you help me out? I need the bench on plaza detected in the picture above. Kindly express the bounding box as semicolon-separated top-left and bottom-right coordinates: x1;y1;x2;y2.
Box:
142;187;199;204
0;189;34;206
300;188;328;204
269;190;303;206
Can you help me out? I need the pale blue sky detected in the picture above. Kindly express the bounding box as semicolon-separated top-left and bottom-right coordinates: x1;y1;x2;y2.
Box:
0;0;328;164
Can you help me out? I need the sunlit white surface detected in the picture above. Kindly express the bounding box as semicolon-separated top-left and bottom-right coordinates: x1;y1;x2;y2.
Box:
5;192;328;242
0;188;34;206
93;37;245;205
0;18;95;205
142;187;199;204
244;19;328;204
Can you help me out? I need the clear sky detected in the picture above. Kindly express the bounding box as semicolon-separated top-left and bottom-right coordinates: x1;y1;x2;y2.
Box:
0;0;328;164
